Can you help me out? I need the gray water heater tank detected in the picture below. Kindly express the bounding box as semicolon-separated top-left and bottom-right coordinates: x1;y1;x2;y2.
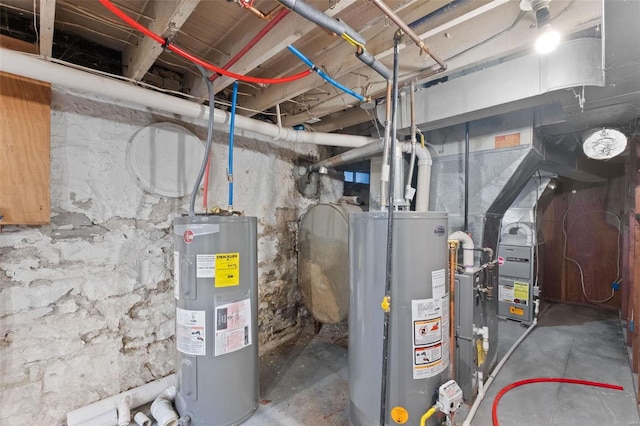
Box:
173;216;258;426
349;211;449;426
298;203;363;324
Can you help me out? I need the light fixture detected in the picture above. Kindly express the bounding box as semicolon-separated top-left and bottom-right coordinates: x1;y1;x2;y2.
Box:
520;0;561;54
582;128;627;160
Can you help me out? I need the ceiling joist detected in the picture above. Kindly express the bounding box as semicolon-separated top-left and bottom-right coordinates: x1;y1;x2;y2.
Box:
39;0;56;57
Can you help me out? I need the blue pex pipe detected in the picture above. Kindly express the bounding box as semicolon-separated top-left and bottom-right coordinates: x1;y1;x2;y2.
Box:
228;80;239;210
287;45;365;102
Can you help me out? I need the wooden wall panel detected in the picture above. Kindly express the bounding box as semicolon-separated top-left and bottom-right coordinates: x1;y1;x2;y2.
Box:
542;177;624;310
0;72;51;225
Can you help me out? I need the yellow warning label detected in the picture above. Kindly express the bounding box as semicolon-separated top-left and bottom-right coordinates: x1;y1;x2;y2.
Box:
514;281;529;301
390;406;409;424
215;253;240;287
510;306;524;316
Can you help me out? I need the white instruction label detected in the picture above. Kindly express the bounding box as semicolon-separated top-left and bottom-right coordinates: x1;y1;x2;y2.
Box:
432;269;446;299
176;308;206;356
196;254;216;278
215;298;252;357
411;295;449;379
174;251;180;300
499;285;514;302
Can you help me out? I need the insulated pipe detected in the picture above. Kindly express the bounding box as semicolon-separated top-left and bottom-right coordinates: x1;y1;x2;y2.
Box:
277;0;366;47
414;145;432;212
150;386;179;426
355;48;392;79
404;81;417;205
380;80;393;210
0;49;374;148
370;0;447;70
448;231;474;269
461;299;540;426
308;138;384;171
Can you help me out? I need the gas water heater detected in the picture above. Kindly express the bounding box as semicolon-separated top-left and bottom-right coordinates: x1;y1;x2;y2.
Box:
349;211;450;426
173;216;259;425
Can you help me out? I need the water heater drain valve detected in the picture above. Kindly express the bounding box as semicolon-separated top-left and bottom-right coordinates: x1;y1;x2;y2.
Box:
437;380;463;415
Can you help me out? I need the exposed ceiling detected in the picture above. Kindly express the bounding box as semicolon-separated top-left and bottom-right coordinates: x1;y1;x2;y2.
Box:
0;0;637;140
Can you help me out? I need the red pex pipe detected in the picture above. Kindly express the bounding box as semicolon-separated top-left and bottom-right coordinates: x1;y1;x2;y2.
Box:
99;0;311;84
210;8;290;82
492;377;624;426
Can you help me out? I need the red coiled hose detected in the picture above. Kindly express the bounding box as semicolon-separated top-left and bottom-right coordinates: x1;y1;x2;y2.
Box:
492;377;624;426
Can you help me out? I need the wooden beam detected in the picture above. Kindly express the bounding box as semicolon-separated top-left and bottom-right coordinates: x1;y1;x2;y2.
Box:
39;0;56;57
123;0;200;81
0;35;38;54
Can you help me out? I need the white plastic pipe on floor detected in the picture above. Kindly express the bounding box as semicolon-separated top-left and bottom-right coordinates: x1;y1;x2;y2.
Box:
461;300;540;426
448;231;475;268
66;374;175;426
150;386;179;426
0;48;374;148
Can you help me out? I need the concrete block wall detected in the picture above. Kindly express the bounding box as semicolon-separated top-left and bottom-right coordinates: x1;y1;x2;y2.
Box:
0;91;341;425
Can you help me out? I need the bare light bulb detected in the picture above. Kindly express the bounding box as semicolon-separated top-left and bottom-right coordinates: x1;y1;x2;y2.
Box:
535;24;560;54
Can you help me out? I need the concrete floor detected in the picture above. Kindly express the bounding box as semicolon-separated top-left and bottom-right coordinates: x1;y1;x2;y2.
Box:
245;303;640;426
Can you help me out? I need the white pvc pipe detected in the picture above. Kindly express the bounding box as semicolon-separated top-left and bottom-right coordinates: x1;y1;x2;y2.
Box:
415;145;432;212
134;412;152;426
67;374;175;426
150;386;179;426
448;231;474;268
461;300;540;426
0;48;374;148
117;395;130;426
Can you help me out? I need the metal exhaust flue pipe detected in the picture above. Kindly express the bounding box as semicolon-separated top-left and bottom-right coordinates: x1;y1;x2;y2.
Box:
370;0;447;70
307;138;384;172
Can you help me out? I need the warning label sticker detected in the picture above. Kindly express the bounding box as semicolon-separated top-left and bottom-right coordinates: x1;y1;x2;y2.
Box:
411;296;448;379
414;318;442;346
173;251;180;300
514;281;529;302
176;308;206;356
214;298;251;356
414;343;443;366
196;254;216;278
215;253;240;287
499;285;514;302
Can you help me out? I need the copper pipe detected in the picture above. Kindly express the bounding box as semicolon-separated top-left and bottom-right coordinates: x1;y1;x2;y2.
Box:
448;239;459;379
370;0;447;70
240;2;284;20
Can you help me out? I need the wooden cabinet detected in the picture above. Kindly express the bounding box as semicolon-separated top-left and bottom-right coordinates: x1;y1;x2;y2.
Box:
0;71;51;225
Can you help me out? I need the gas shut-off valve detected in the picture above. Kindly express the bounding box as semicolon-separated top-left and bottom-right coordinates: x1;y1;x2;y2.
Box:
437;380;463;415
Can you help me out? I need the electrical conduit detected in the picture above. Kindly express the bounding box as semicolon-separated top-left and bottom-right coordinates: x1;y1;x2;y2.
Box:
287;45;365;102
461;300;540;426
228;81;239;212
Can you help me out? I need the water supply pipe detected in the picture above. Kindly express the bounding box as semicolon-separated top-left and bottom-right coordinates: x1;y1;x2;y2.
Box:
209;8;290;82
355;47;392;80
461;299;540;426
448;240;458;381
448;231;475;269
0;49;375;148
370;0;447;70
287;44;365;102
276;0;366;47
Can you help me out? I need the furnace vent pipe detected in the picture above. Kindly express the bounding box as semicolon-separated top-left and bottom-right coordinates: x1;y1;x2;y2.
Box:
448;231;474;268
277;0;366;47
414;145;432;212
308;138;384;171
0;48;374;149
